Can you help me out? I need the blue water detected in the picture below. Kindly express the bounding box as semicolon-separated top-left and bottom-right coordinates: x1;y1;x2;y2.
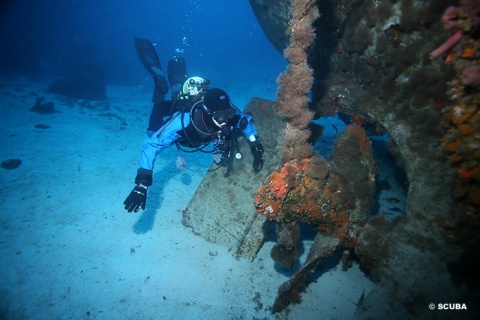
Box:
0;0;286;93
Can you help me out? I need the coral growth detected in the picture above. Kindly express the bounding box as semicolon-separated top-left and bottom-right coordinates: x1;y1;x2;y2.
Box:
254;124;376;256
429;30;463;60
279;124;315;161
250;0;479;317
461;65;480;86
254;124;377;312
275;0;319;163
354;215;392;272
431;1;480;244
271;222;301;269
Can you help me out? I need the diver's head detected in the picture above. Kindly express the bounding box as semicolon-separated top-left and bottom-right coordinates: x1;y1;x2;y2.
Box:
181;76;210;98
202;88;236;127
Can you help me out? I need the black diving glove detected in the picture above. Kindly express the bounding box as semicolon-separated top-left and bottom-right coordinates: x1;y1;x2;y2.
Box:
124;169;153;213
124;184;148;213
251;142;264;172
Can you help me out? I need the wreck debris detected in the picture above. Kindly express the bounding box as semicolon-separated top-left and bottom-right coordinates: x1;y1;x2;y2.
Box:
1;159;22;170
255;124;378;312
183;97;286;261
250;0;478;317
271;234;339;314
29;97;60;114
47;62;106;100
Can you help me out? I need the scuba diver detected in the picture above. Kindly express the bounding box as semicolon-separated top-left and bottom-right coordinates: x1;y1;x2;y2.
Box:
124;37;264;213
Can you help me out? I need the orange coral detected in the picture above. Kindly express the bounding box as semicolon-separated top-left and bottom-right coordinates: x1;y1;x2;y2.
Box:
458;124;474;135
269;172;289;199
351;115;366;126
458;167;479;180
255;156;366;232
461;47;476;58
442;138;460;153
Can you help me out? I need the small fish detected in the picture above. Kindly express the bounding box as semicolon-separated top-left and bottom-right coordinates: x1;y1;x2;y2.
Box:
175;156;187;170
389;207;402;212
386;197;400;203
332;124;339;134
35;124;51;129
355;289;365;309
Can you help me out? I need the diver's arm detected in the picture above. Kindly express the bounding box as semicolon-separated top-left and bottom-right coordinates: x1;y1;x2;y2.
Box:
124;113;186;212
236;113;264;172
138;112;186;172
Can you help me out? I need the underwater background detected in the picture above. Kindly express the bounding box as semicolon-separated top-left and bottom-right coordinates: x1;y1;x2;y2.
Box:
0;0;286;102
0;0;431;319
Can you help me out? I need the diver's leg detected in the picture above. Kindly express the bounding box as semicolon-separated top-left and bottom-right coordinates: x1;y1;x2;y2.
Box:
167;57;188;99
147;101;173;135
134;37;169;103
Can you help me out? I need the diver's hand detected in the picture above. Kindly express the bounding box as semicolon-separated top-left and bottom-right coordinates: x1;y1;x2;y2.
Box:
251;143;264;172
124;184;148;213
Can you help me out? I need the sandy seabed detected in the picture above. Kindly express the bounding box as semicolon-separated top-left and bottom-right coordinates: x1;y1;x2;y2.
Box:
0;79;376;320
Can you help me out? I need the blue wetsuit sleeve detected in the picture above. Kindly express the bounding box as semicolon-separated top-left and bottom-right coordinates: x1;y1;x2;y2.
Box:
236;112;259;141
138;112;189;170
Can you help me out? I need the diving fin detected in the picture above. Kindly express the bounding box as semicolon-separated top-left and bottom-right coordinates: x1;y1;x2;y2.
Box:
134;37;169;102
